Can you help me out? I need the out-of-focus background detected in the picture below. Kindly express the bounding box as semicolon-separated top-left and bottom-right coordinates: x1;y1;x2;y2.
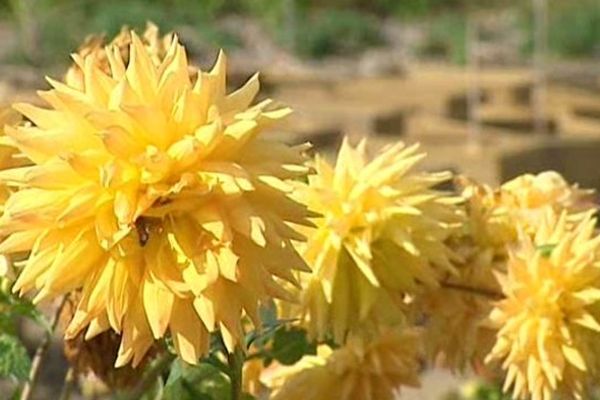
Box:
1;0;600;186
0;0;599;398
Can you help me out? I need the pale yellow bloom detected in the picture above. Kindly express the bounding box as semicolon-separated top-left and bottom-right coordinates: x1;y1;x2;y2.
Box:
500;171;594;233
501;171;592;210
417;178;505;370
267;328;422;400
291;138;462;342
459;177;517;251
486;210;600;400
420;173;596;371
0;32;313;366
457;171;594;249
418;246;498;371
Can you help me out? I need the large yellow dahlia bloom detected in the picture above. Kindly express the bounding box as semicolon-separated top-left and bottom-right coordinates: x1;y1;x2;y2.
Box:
267;328;422;400
0;33;314;366
486;210;600;400
291;138;462;341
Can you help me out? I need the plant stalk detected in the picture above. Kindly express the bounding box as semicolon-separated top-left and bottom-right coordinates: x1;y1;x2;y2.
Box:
227;346;245;400
20;296;68;400
58;367;75;400
121;352;175;400
440;281;503;300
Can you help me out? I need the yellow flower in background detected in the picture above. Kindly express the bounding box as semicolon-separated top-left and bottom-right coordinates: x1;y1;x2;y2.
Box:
486;210;600;400
501;171;593;210
417;177;507;370
0;32;314;366
418;172;596;372
65;22;176;90
456;171;595;252
418;246;498;371
459;177;516;251
500;171;595;233
268;328;422;400
291;138;462;342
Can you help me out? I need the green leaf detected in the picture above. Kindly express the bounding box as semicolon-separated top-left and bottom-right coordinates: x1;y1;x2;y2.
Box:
0;291;49;332
164;359;231;400
259;300;278;327
139;376;164;400
0;334;31;381
537;243;557;258
271;327;316;366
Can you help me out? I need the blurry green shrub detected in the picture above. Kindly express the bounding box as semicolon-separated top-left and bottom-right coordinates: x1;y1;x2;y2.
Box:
5;0;239;66
444;381;511;400
3;0;600;66
419;12;467;64
294;9;383;59
519;0;600;59
548;0;600;58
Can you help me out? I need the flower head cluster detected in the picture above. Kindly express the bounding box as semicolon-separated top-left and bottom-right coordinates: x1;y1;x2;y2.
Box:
487;210;600;400
418;172;597;371
0;32;314;366
291;138;462;341
267;328;422;400
499;171;594;233
417;247;498;371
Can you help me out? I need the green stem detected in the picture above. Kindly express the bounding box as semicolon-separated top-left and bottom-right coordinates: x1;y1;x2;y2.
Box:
227;347;245;400
20;296;68;400
58;367;75;400
121;352;175;400
440;281;503;299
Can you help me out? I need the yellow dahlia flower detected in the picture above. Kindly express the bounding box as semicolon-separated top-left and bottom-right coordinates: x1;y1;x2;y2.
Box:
420;173;596;373
418;246;498;371
268;328;422;400
486;210;600;400
499;171;595;233
291;138;462;341
456;172;594;251
417;178;506;370
0;33;314;366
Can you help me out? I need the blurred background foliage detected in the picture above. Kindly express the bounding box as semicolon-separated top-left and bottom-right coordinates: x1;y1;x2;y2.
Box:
0;0;598;67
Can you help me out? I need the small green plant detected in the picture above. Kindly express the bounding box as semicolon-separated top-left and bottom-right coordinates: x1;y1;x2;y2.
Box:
4;0;239;67
519;0;600;59
419;12;467;64
548;0;600;57
445;381;512;400
294;9;383;59
0;273;49;398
